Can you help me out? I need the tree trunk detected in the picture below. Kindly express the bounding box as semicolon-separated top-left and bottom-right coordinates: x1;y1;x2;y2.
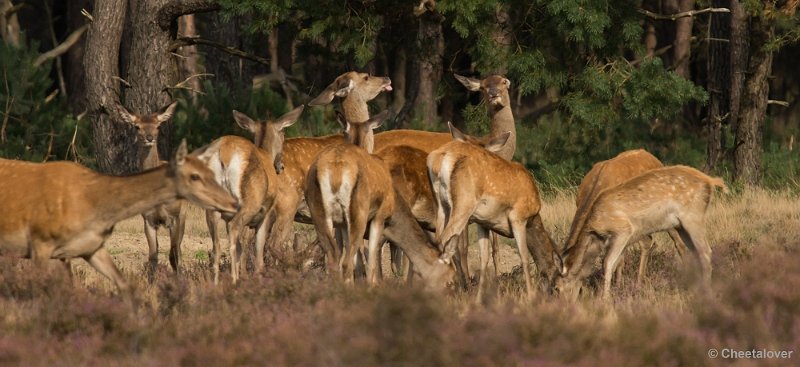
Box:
729;0;749;133
178;14;202;99
65;0;90;112
704;0;731;173
84;1;132;174
734;15;774;185
415;12;443;128
0;0;20;46
673;0;694;79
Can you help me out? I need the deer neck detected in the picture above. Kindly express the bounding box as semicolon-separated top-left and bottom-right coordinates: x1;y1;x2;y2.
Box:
341;95;370;123
87;167;177;226
382;197;441;277
488;104;516;161
138;144;163;171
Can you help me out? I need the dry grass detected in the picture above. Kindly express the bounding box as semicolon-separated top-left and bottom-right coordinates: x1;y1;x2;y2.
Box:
1;188;799;366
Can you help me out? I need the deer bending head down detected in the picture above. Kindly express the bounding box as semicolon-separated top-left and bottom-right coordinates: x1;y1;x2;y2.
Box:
305;111;393;284
427;122;559;297
553;165;726;300
0;141;238;292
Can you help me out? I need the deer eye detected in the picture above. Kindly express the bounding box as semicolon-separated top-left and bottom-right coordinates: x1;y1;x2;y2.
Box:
134;125;141;130
364;75;369;80
190;174;201;181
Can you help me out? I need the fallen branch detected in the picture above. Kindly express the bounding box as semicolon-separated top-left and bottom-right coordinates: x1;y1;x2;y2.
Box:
639;7;729;21
170;36;271;66
35;24;89;67
768;100;790;107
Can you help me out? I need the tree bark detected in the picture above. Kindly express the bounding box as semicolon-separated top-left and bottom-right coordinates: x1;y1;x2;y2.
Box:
124;0;181;164
728;0;749;133
65;0;91;112
673;0;694;79
734;15;774;185
704;0;731;173
0;0;21;46
84;0;132;174
177;14;202;99
415;11;443;128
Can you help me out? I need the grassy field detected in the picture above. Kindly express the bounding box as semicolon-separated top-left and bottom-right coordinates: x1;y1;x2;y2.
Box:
0;189;798;366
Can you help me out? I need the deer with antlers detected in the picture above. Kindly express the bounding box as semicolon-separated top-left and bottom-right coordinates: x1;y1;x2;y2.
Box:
567;149;685;286
553;165;725;299
0;141;238;292
428;123;559;297
120;101;188;278
199;106;305;284
305;111;393;283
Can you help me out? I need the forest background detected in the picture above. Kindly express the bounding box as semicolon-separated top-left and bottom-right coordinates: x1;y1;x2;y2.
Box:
1;0;799;191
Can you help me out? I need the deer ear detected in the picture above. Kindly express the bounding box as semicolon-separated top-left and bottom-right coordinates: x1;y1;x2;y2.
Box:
485;131;511;153
232;110;257;133
333;78;354;97
156;101;178;123
367;109;391;130
118;104;137;125
503;78;511;87
274;105;304;131
447;121;468;142
454;74;481;92
171;139;188;172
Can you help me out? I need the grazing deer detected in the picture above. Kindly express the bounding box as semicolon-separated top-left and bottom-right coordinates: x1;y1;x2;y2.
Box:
120;101;187;278
567;149;685;286
428;123;559;297
553;165;726;299
374;74;518;283
305;111;393;284
198;106;305;284
0;141;238;292
250;72;392;266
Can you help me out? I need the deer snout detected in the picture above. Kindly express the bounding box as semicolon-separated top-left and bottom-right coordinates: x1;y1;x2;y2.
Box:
145;135;155;145
382;77;393;91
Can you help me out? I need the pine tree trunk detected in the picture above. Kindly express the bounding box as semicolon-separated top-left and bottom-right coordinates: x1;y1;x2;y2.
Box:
704;0;731;172
735;15;774;185
65;0;90;112
672;0;694;79
178;14;202;99
729;0;749;132
84;1;133;175
124;0;180;164
415;12;443;128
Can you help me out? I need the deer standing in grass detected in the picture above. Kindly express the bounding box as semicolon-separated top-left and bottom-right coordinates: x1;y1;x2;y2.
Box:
553;165;725;299
199;106;305;284
121;101;188;278
375;74;518;283
247;72;392;266
428;123;559;297
305;111;393;284
567;149;685;286
0;141;239;292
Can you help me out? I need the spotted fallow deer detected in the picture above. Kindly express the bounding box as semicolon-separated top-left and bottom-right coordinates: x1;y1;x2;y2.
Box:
305;111;393;284
120;101;188;277
567;149;685;286
428;123;559;297
198;106;305;284
0;141;238;292
553;165;726;299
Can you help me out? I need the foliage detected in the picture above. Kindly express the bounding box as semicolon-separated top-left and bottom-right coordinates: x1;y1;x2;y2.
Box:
0;40;89;163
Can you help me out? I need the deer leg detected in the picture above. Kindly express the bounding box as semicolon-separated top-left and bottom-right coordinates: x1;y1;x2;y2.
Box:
602;233;632;300
491;230;500;277
205;210;222;284
636;235;657;287
266;207;296;269
227;216;247;284
677;220;712;289
667;228;687;259
254;218;269;273
510;220;535;300
168;206;186;275
344;214;367;285
476;225;492;298
437;201;475;264
366;219;386;285
614;248;626;286
143;216;159;282
455;230;470;283
84;246;129;293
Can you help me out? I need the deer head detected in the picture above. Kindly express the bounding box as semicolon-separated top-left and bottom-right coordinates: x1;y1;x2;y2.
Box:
170;139;239;214
308;71;392;106
232;105;305;174
335;109;391;154
446;122;510;153
454;74;512;110
121;101;178;148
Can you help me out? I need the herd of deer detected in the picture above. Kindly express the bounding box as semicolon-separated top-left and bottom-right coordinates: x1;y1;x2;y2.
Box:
0;71;727;300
